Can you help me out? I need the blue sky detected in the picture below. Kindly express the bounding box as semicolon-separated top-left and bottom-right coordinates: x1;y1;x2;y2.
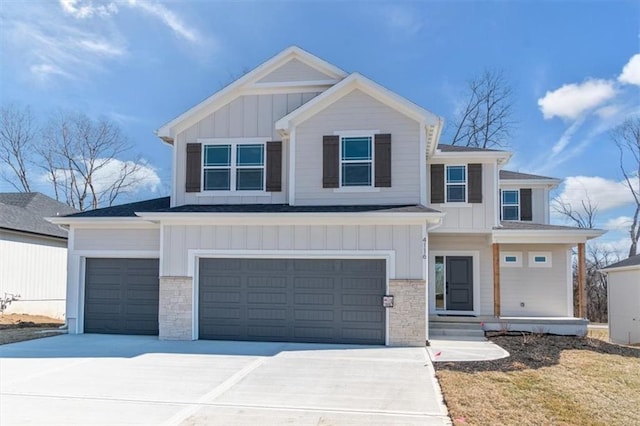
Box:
1;0;639;255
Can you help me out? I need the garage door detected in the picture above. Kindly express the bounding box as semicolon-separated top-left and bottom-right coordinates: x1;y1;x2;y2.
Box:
198;258;386;344
84;258;159;335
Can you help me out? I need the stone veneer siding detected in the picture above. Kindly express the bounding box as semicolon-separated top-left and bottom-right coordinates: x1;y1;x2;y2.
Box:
388;279;426;346
159;276;193;340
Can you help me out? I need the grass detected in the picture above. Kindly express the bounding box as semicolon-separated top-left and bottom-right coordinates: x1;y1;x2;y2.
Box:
435;334;640;426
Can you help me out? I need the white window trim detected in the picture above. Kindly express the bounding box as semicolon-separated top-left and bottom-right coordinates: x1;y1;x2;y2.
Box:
337;132;376;189
445;164;467;203
502;189;520;221
500;251;522;267
529;251;552;268
199;138;270;194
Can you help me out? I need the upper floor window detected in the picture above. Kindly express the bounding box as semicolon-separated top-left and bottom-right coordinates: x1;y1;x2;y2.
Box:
341;136;373;187
446;165;466;202
502;190;520;220
203;143;264;191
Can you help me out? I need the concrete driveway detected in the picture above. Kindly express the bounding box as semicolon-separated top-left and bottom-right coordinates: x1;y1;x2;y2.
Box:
0;334;450;425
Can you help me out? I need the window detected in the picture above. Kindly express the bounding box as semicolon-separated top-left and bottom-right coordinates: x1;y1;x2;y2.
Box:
203;143;264;191
501;252;522;267
502;190;520;220
435;256;444;310
341;136;372;187
446;165;466;202
528;251;552;268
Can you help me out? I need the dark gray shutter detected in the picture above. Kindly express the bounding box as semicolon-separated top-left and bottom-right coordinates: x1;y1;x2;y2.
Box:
468;163;483;203
266;141;282;192
520;188;532;221
374;134;391;187
323;135;339;188
499;189;503;220
186;143;202;193
430;164;444;203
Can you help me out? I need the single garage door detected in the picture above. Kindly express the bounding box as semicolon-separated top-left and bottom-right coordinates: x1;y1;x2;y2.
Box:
199;258;386;344
84;258;159;335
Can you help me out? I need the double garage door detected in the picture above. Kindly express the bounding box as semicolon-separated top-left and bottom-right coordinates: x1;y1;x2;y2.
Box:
84;257;386;344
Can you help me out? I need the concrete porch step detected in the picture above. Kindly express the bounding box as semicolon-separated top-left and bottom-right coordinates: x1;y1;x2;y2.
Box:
429;321;485;337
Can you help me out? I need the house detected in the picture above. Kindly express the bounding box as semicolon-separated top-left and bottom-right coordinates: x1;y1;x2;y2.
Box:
0;192;77;319
602;254;640;345
49;46;604;345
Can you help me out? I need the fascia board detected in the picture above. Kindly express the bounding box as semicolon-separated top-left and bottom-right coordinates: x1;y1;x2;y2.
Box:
600;264;640;273
430;151;513;163
500;179;562;187
276;73;441;132
135;211;444;226
156;46;348;139
492;229;606;244
46;216;157;227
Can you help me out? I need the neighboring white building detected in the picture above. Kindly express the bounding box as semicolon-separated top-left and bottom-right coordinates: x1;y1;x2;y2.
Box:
0;193;76;319
50;47;605;344
603;255;640;345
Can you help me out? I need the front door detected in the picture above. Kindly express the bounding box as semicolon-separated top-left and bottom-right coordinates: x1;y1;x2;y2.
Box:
445;256;473;311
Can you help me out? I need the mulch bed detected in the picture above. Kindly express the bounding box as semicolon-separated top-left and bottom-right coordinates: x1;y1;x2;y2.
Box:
435;333;640;373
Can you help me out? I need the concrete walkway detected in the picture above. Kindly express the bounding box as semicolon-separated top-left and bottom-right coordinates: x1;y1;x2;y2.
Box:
1;334;451;425
427;336;509;362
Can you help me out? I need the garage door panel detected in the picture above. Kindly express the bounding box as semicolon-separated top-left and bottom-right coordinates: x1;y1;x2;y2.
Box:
84;258;159;335
199;258;385;344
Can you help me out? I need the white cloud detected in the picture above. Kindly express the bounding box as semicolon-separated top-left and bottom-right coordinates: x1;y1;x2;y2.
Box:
604;216;633;231
78;39;124;56
538;79;616;120
556;176;636;212
59;0;117;19
382;4;423;37
550;116;584;156
618;53;640;86
29;63;73;80
125;0;200;42
595;105;620;119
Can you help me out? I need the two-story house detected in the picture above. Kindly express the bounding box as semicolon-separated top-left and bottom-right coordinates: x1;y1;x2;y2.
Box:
50;47;604;346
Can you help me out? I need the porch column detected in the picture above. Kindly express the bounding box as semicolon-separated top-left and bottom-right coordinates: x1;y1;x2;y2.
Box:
493;243;501;316
577;242;586;318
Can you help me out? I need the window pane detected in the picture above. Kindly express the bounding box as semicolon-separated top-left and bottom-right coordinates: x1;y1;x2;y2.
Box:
237;144;264;166
505;256;517;263
447;184;466;202
534;256;547;263
435;256;444;310
502;190;519;205
503;206;519;220
342;137;372;160
237;168;264;190
342;163;372;186
204;145;230;166
446;166;466;183
204;169;230;190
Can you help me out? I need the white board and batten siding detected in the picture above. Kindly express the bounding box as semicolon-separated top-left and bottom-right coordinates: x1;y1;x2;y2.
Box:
499;244;573;317
162;224;424;280
429;162;498;232
73;228;160;252
0;231;67;319
174;92;322;206
607;268;640;345
294;89;422;206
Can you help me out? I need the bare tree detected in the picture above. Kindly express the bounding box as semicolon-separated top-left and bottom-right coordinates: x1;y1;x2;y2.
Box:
0;104;36;192
38;112;143;211
450;69;515;148
612;117;640;257
553;197;598;229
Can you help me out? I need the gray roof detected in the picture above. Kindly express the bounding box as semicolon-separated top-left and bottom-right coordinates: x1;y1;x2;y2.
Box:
0;193;77;239
437;144;504;153
494;221;599;231
500;170;559;181
63;197;440;217
603;254;640;270
65;197;171;217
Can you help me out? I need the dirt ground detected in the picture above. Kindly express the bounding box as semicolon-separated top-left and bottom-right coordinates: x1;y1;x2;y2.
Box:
435;333;640;426
0;314;65;345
